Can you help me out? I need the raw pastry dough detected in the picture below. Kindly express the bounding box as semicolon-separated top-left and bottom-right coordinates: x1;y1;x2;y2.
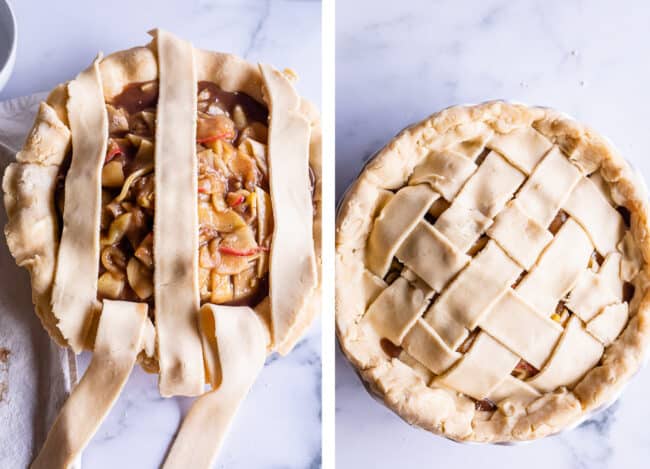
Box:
260;64;317;352
51;56;108;352
336;101;650;442
31;301;147;469
367;184;438;277
3;28;321;465
163;304;266;469
153;29;204;397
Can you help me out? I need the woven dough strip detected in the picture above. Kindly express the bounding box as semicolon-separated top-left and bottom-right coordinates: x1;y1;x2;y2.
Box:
162;304;266;468
260;64;317;353
153;29;205;397
31;301;147;469
50;56;108;352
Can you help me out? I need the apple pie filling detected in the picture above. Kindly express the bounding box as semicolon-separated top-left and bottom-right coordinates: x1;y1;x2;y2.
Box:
56;80;272;308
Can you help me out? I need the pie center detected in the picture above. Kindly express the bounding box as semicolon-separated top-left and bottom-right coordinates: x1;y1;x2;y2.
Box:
56;80;273;309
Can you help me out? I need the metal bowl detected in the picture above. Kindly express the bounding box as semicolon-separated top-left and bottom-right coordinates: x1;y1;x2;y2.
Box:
0;0;16;92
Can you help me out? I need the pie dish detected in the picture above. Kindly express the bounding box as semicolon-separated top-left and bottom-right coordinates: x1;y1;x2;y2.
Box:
4;29;320;466
336;101;650;442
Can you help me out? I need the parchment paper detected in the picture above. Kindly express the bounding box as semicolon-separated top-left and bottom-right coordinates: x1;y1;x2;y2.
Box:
0;93;79;469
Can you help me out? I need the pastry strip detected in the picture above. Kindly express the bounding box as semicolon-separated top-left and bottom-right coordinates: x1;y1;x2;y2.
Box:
153;29;205;397
433;151;523;252
587;303;629;345
367;184;438;277
433;204;493;253
437;332;520;400
528;315;603;392
566;269;619;322
163;304;266;469
426;241;521;343
396;220;470;291
398;350;435;383
487;126;552;174
31;301;147;469
260;64;317;351
516;219;593;314
409;150;477;201
365;276;432;345
51;56;108;352
515;147;582;226
452;151;525;218
488;375;540;403
598;253;625;298
487;200;553;270
423;304;469;351
563;176;625;255
402;318;461;374
479;290;563;369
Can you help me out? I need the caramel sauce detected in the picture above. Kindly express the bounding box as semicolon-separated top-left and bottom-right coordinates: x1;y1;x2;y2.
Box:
623;282;635;303
198;81;268;124
467;235;489;256
548;210;568;235
111;81;159;115
511;359;539;379
380;338;402;358
475;398;497;412
474;148;491;165
591;250;605;267
429;198;450;219
510;271;526;289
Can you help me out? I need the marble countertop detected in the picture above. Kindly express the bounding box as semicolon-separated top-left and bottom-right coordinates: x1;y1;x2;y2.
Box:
2;1;321;468
336;1;650;468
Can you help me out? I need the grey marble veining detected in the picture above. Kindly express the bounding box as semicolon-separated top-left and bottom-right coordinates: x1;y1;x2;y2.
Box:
2;1;321;468
336;1;650;468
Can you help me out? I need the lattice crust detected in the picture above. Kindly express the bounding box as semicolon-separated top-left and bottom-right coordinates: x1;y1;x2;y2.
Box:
336;102;650;442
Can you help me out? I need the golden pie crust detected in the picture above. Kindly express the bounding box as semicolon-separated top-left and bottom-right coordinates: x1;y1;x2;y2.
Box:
336;101;650;442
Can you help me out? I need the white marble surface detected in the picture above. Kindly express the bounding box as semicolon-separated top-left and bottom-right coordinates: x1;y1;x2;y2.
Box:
336;1;650;468
2;1;321;468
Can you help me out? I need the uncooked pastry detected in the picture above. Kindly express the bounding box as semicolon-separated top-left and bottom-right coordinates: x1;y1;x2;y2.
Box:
3;29;321;465
336;101;650;442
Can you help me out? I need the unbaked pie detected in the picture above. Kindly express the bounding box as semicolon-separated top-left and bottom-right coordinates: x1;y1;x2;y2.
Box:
4;30;320;466
336;101;650;442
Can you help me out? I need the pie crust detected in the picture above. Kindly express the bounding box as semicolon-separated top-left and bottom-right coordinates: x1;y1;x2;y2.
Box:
163;304;267;468
153;30;204;397
336;101;650;442
3;29;321;464
31;301;147;469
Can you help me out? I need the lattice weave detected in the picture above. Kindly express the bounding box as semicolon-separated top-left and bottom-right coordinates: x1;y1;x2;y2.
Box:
362;125;630;404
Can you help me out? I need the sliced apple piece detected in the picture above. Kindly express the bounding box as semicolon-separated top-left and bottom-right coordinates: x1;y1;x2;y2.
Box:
126;257;153;300
233;267;259;301
210;271;234;303
102;160;125;188
97;271;126;299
